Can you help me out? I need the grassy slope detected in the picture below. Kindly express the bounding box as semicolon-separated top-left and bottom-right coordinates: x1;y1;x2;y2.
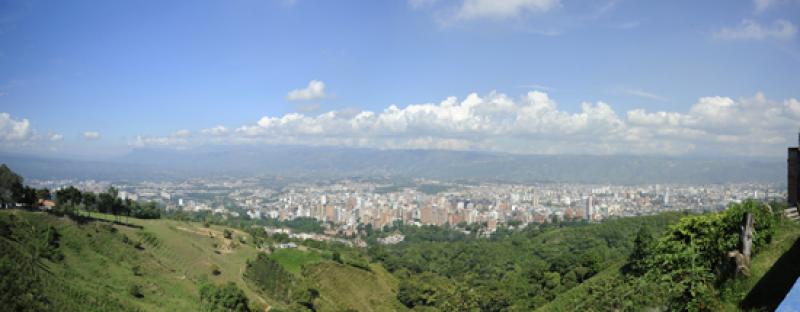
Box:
725;220;800;310
304;262;407;312
538;219;800;312
270;248;324;276
7;210;407;312
5;210;271;311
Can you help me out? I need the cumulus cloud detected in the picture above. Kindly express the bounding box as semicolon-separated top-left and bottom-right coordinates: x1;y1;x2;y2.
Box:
201;125;230;136
0;112;64;150
128;90;800;157
454;0;561;20
83;131;101;140
0;112;32;142
714;19;797;40
287;80;327;101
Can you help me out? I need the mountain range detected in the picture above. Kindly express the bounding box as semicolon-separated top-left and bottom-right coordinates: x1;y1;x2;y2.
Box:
0;145;785;184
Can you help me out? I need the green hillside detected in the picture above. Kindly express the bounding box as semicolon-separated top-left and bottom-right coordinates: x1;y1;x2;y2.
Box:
3;198;797;312
303;262;406;312
0;209;404;312
538;202;800;312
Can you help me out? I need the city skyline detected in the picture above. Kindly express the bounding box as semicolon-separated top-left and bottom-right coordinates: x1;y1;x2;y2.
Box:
1;0;799;158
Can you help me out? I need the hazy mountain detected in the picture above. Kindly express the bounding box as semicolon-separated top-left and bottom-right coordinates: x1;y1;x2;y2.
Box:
0;145;785;184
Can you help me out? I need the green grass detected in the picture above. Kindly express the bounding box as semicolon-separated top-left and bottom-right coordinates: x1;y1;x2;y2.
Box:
3;210;411;312
269;248;324;275
304;262;407;312
2;210;272;311
724;219;800;310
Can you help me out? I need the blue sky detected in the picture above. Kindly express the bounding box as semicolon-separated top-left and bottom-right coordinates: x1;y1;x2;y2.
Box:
1;0;799;158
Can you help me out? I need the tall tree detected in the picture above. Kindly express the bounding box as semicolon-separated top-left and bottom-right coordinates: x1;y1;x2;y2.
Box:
0;164;23;208
20;187;37;208
82;192;97;217
55;186;83;216
99;187;119;220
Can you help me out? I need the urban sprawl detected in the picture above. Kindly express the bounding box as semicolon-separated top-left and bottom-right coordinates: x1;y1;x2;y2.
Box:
31;178;784;239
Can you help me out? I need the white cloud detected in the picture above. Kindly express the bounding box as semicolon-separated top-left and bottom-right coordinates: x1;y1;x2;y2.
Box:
47;132;63;142
754;0;779;13
129;90;800;157
201;125;229;136
454;0;561;20
621;88;666;101
173;129;191;138
409;0;439;9
83;131;100;140
714;19;797;40
287;80;327;101
0;112;32;142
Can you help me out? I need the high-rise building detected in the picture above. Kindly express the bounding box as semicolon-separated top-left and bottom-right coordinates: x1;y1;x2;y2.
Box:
789;134;800;207
584;195;593;220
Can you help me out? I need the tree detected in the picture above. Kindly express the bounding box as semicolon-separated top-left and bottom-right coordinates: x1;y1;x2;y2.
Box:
82;192;97;217
332;251;342;263
625;226;654;275
0;164;23;208
199;282;250;312
20;187;37;208
223;229;232;239
55;186;83;216
124;198;134;223
99;187;121;221
35;188;51;201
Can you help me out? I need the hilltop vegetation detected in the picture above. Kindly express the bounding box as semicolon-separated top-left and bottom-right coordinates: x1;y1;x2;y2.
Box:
2;200;796;311
540;200;795;311
368;213;682;311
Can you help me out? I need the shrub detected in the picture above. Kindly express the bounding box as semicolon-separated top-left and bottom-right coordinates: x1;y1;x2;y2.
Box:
199;282;250;312
132;265;143;276
129;284;144;298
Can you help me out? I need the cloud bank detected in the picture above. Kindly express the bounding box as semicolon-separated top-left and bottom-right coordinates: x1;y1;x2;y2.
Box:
130;90;800;157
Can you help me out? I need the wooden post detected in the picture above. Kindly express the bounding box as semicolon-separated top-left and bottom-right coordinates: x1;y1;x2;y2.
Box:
741;212;754;267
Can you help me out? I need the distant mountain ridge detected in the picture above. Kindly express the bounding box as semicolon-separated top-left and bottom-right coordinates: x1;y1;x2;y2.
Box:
0;145;785;184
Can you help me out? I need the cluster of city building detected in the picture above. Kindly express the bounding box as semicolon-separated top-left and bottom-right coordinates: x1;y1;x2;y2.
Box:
30;177;784;235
